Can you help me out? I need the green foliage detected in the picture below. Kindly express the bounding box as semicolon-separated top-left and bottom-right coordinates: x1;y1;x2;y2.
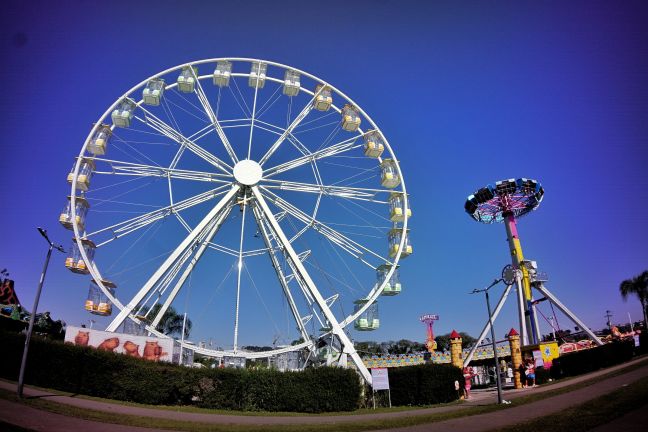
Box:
388;363;463;406
0;331;360;412
550;340;634;379
140;304;192;339
619;270;648;329
534;366;550;385
435;332;477;352
354;340;384;356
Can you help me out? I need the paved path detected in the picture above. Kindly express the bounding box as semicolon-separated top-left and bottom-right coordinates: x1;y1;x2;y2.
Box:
1;356;647;431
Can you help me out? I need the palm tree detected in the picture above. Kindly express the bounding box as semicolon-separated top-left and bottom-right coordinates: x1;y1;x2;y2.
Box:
142;304;192;339
619;270;648;330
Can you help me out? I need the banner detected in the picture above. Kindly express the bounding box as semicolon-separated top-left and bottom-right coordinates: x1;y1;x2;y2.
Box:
371;367;390;390
65;325;175;362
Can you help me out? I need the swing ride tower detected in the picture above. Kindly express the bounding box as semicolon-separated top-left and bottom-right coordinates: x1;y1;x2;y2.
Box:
420;314;439;353
464;178;603;349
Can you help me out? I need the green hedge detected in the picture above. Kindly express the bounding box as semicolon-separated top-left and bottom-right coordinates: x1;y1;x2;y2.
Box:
550;340;634;379
534;366;550;385
0;331;360;412
388;363;463;406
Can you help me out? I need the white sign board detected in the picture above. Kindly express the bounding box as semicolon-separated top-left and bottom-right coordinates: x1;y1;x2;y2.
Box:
371;367;390;390
65;325;174;362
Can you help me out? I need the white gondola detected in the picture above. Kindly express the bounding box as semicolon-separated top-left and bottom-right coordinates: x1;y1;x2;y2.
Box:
67;158;95;192
213;60;232;87
86;279;116;316
318;345;335;360
111;99;136;128
249;62;267;88
177;66;197;93
354;299;379;331
59;195;90;232
363;130;384;158
388;228;412;259
341;104;361;131
377;264;401;296
87;124;112;156
389;193;411;222
314;84;332;111
142;78;165;106
283;69;300;96
65;238;96;274
380;158;401;188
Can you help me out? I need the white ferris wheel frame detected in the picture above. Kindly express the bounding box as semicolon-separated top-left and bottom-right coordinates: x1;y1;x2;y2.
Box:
69;58;410;383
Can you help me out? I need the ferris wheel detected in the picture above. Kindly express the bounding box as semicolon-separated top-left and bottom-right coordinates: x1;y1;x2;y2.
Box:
60;58;412;383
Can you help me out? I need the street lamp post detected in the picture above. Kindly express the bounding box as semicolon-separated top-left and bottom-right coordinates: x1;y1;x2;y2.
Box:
17;228;65;398
472;279;506;405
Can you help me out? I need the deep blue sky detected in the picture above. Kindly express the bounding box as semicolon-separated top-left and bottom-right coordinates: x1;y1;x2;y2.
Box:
1;0;647;347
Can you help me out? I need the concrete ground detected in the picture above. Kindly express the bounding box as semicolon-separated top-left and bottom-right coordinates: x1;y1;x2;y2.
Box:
1;356;647;431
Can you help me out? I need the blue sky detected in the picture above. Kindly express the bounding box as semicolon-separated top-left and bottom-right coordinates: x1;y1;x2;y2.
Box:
1;0;647;349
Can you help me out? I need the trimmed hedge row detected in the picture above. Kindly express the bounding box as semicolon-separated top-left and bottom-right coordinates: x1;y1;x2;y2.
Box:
388;363;463;406
550;340;635;379
0;331;360;412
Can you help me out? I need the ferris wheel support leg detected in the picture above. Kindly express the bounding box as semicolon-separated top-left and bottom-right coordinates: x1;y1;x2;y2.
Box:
106;185;241;333
150;206;233;330
463;284;513;367
534;283;604;346
251;186;372;385
251;205;313;349
504;214;539;344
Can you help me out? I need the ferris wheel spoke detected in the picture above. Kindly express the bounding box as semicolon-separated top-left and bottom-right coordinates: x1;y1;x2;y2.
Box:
247;74;261;160
106;185;241;332
261;179;390;203
190;70;239;164
86;185;231;247
150;204;234;330
92;157;232;184
258;86;323;166
134;103;233;175
251;204;312;347
263;136;363;178
250;185;372;384
261;187;388;269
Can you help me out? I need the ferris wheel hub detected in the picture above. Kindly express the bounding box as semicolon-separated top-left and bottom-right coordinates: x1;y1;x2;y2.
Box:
233;159;263;186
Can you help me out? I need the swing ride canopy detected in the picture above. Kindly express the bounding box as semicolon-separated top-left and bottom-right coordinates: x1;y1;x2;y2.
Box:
464;178;544;224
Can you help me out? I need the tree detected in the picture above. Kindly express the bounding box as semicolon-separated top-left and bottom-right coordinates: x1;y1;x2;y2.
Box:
620;270;648;330
142;304;192;339
434;332;477;352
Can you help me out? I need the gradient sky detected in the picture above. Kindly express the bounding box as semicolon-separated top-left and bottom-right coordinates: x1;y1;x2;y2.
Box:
1;0;647;348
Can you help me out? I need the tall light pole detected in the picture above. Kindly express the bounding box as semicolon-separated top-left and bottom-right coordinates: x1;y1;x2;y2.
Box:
471;278;506;405
17;227;65;398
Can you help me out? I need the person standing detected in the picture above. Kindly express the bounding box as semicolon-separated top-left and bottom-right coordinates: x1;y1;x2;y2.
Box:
525;359;536;387
463;366;474;399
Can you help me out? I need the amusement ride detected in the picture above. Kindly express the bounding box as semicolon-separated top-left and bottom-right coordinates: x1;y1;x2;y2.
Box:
60;58;412;384
420;314;439;353
463;178;602;365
